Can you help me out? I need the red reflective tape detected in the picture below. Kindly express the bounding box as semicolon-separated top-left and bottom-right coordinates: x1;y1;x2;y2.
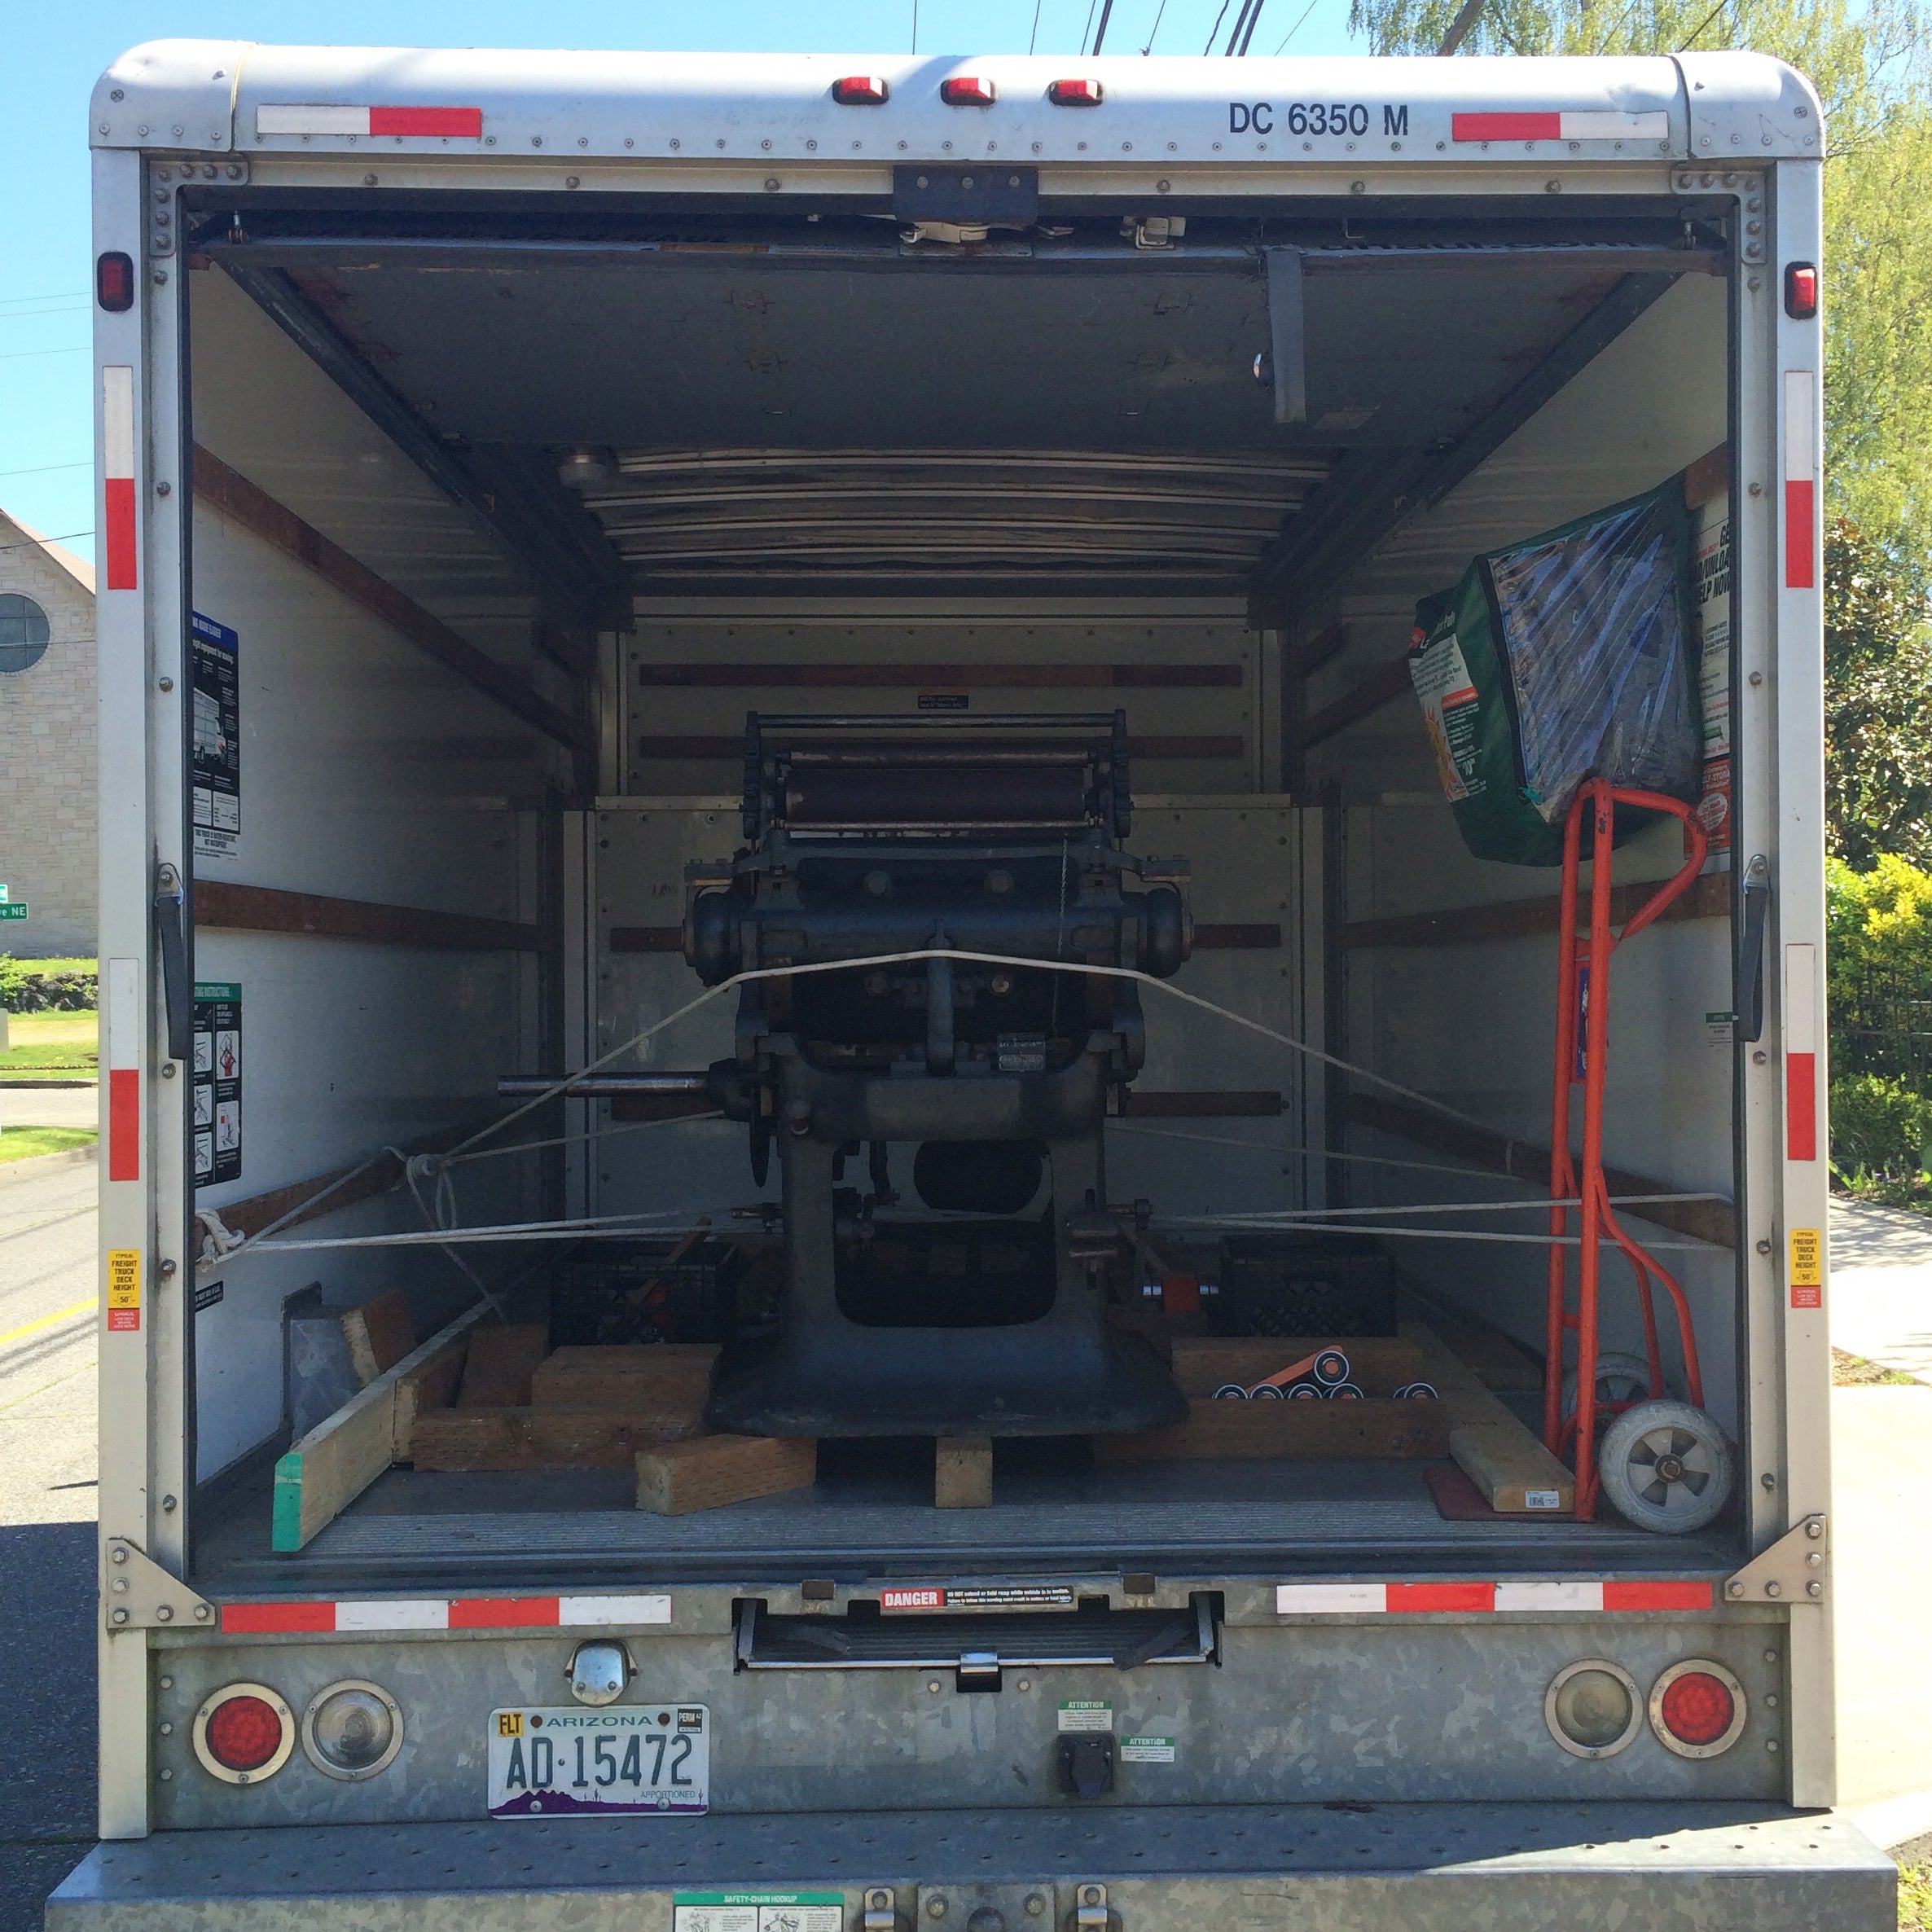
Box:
1602;1579;1714;1611
1452;112;1562;142
107;1067;139;1182
1385;1582;1495;1613
221;1600;336;1633
449;1596;561;1629
103;476;137;591
1785;1049;1817;1161
369;106;483;138
1784;477;1816;589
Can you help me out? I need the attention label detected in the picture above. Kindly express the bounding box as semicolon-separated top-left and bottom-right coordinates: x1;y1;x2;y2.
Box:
673;1894;843;1932
1057;1700;1113;1732
1120;1735;1175;1763
107;1249;141;1333
1789;1227;1823;1309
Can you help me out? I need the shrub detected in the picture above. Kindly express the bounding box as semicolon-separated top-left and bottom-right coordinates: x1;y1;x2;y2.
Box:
0;958;99;1012
1829;1072;1930;1179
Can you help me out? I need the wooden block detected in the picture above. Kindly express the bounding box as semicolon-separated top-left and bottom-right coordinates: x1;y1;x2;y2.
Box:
272;1300;491;1552
1096;1395;1449;1464
635;1433;817;1516
529;1342;719;1412
456;1324;551;1407
935;1436;993;1508
1448;1422;1575;1517
411;1403;708;1473
393;1332;468;1460
1167;1335;1429;1399
340;1289;415;1386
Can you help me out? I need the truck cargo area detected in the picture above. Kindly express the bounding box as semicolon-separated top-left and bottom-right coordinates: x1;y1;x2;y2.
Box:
180;182;1741;1592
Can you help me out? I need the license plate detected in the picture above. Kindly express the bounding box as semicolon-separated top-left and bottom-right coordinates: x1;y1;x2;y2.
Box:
487;1704;709;1818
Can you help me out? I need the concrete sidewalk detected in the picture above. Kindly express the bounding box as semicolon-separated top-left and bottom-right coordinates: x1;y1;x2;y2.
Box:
1829;1197;1932;1384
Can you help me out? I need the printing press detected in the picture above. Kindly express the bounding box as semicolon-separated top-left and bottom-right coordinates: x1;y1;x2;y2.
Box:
676;711;1195;1438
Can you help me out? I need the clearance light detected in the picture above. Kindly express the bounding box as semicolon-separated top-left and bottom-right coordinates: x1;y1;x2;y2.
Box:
1785;261;1819;319
193;1682;296;1785
832;76;889;105
96;252;134;313
301;1680;403;1781
1048;78;1104;106
941;77;998;106
1649;1658;1747;1759
1544;1659;1642;1759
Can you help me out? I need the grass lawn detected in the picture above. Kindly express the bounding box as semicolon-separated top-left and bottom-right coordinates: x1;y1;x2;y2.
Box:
1903;1860;1930;1932
0;1126;96;1164
0;1009;97;1076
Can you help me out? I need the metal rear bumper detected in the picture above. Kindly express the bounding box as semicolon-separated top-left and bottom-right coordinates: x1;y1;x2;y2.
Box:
46;1801;1895;1931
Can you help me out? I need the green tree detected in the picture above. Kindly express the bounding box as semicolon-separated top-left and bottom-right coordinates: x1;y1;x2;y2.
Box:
1824;517;1932;867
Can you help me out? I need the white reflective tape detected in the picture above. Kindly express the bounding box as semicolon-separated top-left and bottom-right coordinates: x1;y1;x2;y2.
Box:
1785;370;1816;482
1494;1579;1605;1612
559;1593;672;1627
106;959;139;1071
1276;1583;1387;1614
1785;944;1817;1053
1559;111;1669;139
102;367;134;479
256;105;371;136
333;1599;450;1631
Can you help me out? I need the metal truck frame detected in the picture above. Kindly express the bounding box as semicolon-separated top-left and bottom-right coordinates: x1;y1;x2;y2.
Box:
53;37;1891;1929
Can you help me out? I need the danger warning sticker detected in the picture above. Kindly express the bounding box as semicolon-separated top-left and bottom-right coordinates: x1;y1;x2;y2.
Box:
107;1249;141;1333
880;1585;1077;1614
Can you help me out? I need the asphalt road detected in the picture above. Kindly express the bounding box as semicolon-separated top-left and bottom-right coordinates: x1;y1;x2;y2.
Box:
0;1155;100;1929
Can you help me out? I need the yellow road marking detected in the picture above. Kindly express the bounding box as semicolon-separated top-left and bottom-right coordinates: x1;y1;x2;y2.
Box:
0;1296;95;1349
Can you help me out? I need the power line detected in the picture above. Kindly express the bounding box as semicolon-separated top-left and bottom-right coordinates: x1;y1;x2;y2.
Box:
0;531;93;556
0;345;89;364
1030;0;1045;52
1273;0;1321;52
0;291;88;309
1092;0;1118;51
0;462;91;481
1143;0;1172;50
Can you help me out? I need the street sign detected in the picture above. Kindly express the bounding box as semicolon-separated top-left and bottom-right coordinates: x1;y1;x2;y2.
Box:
0;902;28;920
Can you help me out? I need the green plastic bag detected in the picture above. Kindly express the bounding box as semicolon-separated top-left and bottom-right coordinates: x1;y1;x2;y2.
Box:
1408;482;1701;867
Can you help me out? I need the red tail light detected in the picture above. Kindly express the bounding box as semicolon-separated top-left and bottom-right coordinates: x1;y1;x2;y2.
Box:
1785;261;1818;319
193;1682;296;1784
1649;1659;1746;1758
1049;78;1104;106
832;76;889;105
96;251;134;312
941;77;997;106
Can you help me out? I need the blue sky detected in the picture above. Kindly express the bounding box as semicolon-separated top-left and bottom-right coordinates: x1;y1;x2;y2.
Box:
0;2;1358;555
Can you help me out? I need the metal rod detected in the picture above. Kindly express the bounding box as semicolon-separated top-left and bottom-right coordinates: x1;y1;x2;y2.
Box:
495;1073;713;1096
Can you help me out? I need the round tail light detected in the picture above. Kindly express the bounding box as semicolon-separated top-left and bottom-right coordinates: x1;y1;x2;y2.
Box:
1649;1658;1746;1758
193;1683;295;1784
301;1679;403;1781
1544;1658;1642;1759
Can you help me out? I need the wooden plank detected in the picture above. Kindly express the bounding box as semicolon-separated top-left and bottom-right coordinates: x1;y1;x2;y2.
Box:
1301;657;1415;748
198;880;539;953
192;443;588;754
529;1343;721;1412
1114;1090;1282;1118
456;1324;552;1407
1340;870;1729;951
340;1289;415;1387
634;734;1248;762
935;1437;993;1509
412;1406;707;1473
1167;1335;1428;1399
1402;1322;1576;1516
1346;1093;1736;1249
609;923;1282;955
1682;442;1729;510
636;662;1245;689
1095;1396;1448;1463
635;1434;818;1515
271;1300;492;1551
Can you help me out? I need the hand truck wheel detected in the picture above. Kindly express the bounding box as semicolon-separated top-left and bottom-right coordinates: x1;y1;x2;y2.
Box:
1560;1350;1655;1424
1596;1400;1734;1535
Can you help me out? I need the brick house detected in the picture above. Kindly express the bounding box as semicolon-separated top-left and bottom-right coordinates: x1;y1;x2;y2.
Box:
0;507;97;959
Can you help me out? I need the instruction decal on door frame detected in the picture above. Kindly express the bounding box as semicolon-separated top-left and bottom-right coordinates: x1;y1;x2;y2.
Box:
191;612;240;862
193;981;242;1184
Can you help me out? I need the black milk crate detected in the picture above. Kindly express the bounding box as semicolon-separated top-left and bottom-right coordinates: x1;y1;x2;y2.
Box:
549;1238;744;1347
1211;1234;1398;1338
